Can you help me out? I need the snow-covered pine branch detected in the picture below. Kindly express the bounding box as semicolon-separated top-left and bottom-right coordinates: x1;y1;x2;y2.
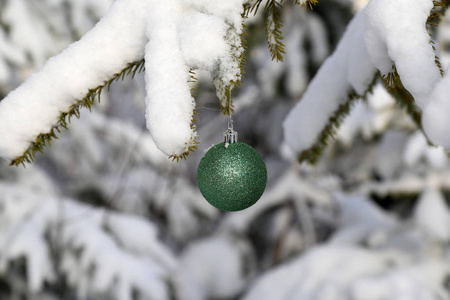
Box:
0;0;248;165
364;0;442;109
283;0;448;163
0;0;149;165
0;183;175;300
283;9;378;163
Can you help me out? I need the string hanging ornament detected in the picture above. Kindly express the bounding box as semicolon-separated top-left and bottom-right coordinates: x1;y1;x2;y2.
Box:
197;114;267;211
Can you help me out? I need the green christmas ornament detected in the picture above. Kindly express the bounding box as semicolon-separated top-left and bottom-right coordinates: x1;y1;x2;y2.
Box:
197;123;267;211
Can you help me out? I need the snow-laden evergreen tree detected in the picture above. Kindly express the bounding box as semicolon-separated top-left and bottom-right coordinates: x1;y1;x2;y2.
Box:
2;0;450;300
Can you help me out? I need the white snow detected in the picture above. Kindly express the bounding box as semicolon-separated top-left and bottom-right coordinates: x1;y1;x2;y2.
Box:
352;0;370;12
243;245;390;300
68;0;113;36
414;188;450;242
221;168;333;234
364;0;441;109
181;0;244;27
330;193;397;245
179;13;228;70
0;221;54;292
283;9;376;154
285;26;308;97
0;30;27;82
105;212;177;271
0;0;149;160
404;132;429;167
338;84;396;147
375;130;409;179
0;183;173;300
174;236;251;300
0;0;113;86
4;1;450;300
422;68;450;150
404;132;447;169
0;0;247;160
350;261;450;300
3;0;62;67
284;0;446;158
244;193;450;300
145;0;196;156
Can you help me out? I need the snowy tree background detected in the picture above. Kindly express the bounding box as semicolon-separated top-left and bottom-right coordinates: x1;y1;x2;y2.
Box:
1;0;450;299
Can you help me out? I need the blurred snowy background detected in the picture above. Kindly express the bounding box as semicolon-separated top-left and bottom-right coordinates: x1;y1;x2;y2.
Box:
1;0;450;299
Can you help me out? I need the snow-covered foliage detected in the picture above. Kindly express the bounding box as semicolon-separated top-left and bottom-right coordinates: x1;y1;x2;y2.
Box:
0;181;174;300
0;0;113;91
283;8;376;155
2;0;450;300
283;0;448;159
364;0;441;109
0;0;247;162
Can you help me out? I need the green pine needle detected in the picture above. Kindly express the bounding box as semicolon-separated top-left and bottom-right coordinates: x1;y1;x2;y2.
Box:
294;0;319;10
10;59;146;167
168;137;200;162
265;0;285;62
298;73;379;164
427;1;449;76
213;17;247;116
382;68;423;131
297;0;448;164
244;0;264;17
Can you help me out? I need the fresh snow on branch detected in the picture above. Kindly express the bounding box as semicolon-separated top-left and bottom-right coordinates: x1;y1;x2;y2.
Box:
0;0;245;161
4;1;450;300
244;244;450;300
283;0;447;157
0;183;174;300
174;236;253;300
243;192;450;300
144;0;197;156
0;0;149;160
283;9;376;154
364;0;441;109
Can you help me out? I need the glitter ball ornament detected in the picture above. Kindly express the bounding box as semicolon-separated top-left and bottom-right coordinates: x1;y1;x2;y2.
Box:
197;129;267;211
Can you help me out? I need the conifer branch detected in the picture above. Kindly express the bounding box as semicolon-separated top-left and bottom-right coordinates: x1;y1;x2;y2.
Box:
243;0;318;62
244;0;264;17
294;0;319;10
298;0;448;164
213;16;248;116
168;134;200;162
427;0;449;76
265;0;286;62
244;0;319;17
382;67;423;131
428;0;449;27
168;70;200;162
298;73;379;164
377;0;450;145
10;59;146;167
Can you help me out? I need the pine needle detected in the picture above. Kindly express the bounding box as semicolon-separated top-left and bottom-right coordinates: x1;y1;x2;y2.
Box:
265;0;285;62
10;59;146;167
298;73;379;164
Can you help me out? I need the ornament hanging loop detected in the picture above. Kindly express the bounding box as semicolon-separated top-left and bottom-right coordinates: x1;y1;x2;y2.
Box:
224;114;238;144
